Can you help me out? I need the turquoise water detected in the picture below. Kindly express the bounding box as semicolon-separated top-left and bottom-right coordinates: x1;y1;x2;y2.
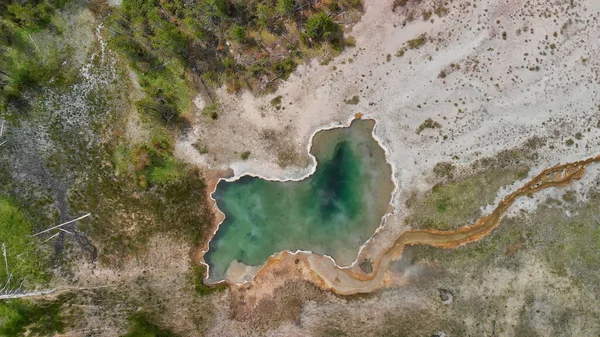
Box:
205;119;393;281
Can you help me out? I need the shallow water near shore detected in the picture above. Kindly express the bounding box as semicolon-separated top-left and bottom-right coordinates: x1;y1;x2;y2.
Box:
204;119;394;282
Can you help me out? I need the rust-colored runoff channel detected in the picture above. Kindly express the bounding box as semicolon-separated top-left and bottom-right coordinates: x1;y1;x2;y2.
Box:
303;155;600;294
224;155;600;301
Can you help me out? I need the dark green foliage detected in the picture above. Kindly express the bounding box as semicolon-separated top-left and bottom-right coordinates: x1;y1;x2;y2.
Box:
126;130;183;188
273;58;297;79
230;24;246;42
108;0;195;124
275;0;295;16
2;0;70;32
241;151;251;160
123;311;179;337
305;12;340;42
107;0;360;100
0;295;72;337
255;3;276;27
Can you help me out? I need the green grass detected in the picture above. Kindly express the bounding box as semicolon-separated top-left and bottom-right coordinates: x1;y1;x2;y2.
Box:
120;128;187;188
408;184;600;288
123;311;179;337
148;158;182;185
406;166;530;230
114;145;133;176
0;197;49;285
188;265;227;296
0;294;73;337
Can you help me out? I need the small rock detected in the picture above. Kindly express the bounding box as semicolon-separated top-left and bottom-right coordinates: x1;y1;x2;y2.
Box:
438;288;454;304
359;258;373;274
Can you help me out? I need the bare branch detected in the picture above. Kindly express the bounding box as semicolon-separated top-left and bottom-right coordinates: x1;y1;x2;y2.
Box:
41;232;60;243
1;242;7;276
593;213;600;225
1;274;12;293
0;289;55;300
14;280;24;293
1;285;115;300
33;213;91;237
28;33;46;65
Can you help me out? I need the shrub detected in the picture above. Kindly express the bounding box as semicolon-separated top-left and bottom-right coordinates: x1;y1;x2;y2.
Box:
270;95;282;107
344;95;359;105
417;118;441;134
275;0;295;16
345;35;356;47
273;58;296;79
433;162;456;179
202;104;218;120
305;12;339;42
407;34;427;49
230;24;246;42
255;3;275;27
